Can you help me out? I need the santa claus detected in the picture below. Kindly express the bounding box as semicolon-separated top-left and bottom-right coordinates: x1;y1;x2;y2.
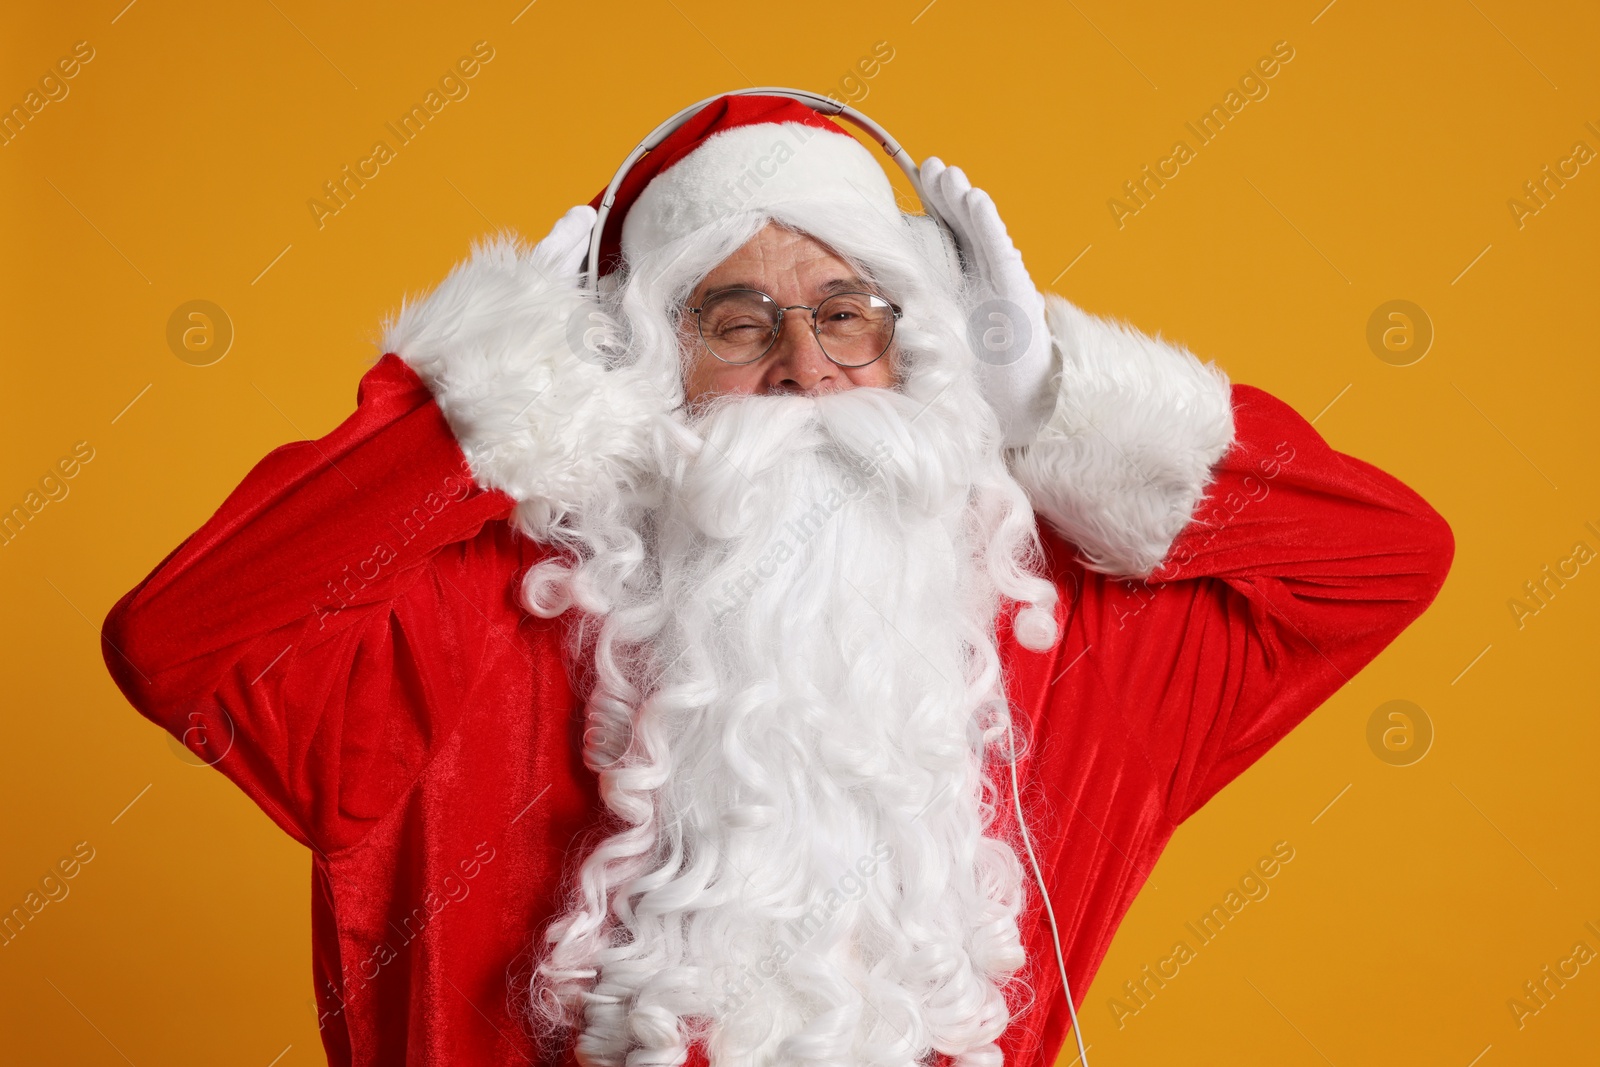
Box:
101;92;1453;1067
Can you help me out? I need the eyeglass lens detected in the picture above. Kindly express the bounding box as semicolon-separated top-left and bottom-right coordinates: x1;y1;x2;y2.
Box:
697;290;895;367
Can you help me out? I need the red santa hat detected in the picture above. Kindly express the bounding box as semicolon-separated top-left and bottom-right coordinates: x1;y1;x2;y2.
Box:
586;94;905;277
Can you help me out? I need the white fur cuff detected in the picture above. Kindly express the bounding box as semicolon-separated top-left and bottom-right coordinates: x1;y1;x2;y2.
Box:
382;235;668;540
1007;295;1236;578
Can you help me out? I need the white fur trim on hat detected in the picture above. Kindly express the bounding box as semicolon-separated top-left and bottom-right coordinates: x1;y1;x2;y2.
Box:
621;121;899;266
1007;295;1237;579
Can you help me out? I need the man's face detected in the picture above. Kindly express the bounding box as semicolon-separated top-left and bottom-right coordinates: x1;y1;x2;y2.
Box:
678;223;899;406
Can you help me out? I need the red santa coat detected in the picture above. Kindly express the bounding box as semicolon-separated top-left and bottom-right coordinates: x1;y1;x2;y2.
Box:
100;251;1452;1066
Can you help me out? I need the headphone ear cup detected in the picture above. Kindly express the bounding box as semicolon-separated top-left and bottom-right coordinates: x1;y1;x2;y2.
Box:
907;213;963;294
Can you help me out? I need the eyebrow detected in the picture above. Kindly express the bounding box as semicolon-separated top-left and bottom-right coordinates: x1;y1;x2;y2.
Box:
699;277;881;301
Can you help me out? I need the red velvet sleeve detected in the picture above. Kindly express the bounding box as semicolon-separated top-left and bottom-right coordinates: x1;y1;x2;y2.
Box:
1084;384;1454;824
101;353;521;853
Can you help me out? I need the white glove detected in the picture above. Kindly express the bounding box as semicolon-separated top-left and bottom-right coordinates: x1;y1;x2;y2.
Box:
533;205;625;367
919;157;1056;448
536;204;598;282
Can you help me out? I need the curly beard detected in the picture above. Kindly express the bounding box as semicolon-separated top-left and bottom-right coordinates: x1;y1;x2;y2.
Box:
523;377;1061;1067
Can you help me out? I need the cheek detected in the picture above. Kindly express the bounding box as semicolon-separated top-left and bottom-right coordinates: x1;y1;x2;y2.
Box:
684;346;763;404
847;356;898;391
715;364;766;395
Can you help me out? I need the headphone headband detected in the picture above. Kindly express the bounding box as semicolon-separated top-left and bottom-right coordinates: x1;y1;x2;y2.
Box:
581;87;955;292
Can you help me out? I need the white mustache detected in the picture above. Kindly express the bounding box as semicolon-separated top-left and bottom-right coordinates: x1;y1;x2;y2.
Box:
670;386;975;541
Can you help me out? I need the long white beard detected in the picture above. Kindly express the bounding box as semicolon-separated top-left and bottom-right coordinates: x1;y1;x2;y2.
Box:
532;386;1043;1067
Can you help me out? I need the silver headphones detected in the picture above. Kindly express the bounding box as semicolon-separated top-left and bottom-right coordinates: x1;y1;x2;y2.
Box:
581;87;1089;1066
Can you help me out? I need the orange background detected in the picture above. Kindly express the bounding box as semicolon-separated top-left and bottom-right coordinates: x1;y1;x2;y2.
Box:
3;1;1597;1064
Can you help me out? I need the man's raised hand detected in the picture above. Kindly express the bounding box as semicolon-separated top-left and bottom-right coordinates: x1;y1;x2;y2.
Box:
919;156;1055;448
535;204;599;282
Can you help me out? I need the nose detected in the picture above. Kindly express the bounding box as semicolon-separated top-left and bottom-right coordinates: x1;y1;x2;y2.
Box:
761;309;844;396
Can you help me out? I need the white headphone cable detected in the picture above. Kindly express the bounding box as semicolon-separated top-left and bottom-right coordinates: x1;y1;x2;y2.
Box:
1005;713;1090;1067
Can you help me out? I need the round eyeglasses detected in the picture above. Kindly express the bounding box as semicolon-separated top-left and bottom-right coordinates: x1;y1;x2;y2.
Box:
688;289;902;369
